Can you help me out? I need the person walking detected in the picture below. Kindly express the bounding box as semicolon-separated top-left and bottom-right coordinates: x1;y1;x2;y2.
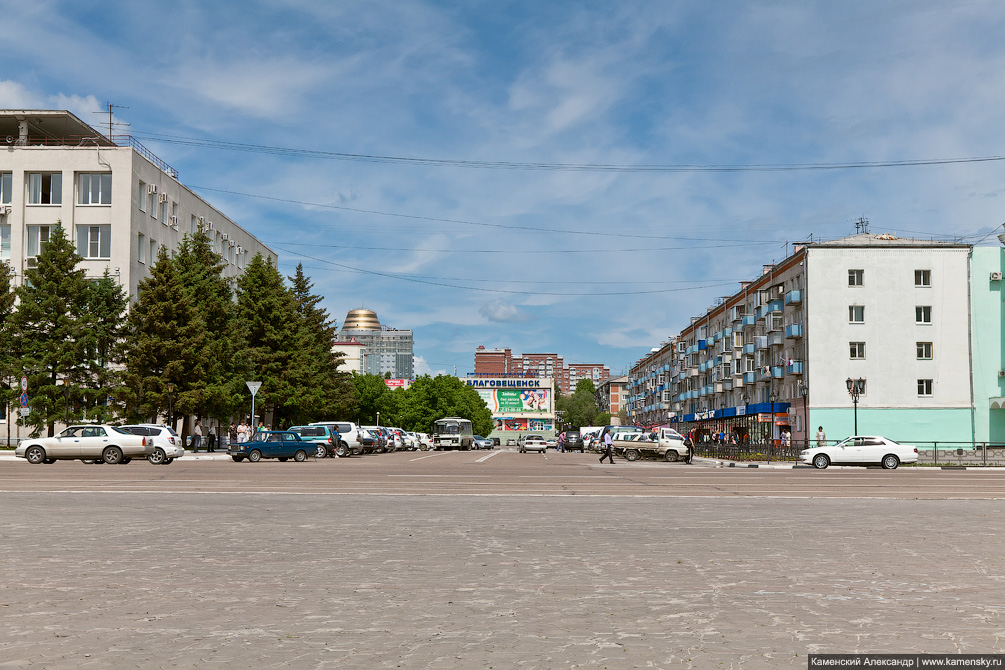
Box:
816;426;826;448
206;424;217;452
192;420;203;453
599;430;615;464
228;422;237;450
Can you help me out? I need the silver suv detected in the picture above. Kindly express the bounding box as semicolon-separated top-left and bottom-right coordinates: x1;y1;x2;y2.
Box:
120;424;185;465
309;421;364;456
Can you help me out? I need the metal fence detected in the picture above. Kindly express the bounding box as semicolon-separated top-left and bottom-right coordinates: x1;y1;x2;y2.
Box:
693;440;1005;466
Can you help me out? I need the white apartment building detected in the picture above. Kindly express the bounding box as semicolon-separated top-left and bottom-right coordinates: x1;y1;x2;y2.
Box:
0;110;276;300
629;231;978;446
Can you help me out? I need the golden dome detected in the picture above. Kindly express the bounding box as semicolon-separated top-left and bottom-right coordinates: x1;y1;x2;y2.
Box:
342;309;381;331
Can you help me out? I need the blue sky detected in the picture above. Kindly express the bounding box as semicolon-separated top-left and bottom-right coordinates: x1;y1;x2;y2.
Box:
4;0;1005;378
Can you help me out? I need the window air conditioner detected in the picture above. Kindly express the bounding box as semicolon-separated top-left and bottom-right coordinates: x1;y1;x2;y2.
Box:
158;193;169;203
207;221;214;230
0;205;8;215
991;272;1002;281
147;184;158;194
169;215;178;225
229;240;236;248
221;233;228;241
26;257;38;268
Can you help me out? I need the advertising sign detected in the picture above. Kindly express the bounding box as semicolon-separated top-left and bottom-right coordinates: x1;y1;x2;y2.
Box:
493;418;554;432
476;388;551;414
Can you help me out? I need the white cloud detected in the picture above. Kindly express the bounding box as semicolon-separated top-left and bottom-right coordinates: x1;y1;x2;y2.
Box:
479;299;533;323
413;355;445;377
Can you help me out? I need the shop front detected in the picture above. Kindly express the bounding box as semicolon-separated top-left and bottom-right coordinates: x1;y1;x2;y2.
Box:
672;402;791;447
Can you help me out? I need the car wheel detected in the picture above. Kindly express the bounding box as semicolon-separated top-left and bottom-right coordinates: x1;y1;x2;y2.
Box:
336;442;350;458
148;448;167;465
812;454;830;469
248;449;262;463
102;446;124;465
232;456;244;462
294;449;307;462
351;447;362;456
25;446;46;464
315;445;327;459
278;457;288;462
881;454;900;470
625;449;640;462
664;450;679;462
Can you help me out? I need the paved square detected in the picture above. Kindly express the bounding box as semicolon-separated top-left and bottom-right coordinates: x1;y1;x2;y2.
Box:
2;492;1003;669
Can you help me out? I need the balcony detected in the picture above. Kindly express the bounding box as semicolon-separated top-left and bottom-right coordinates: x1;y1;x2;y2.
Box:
786;360;804;375
715;380;733;392
785;289;802;305
785;323;803;339
698;339;708;350
741;315;756;328
755;335;769;350
767;299;784;314
771;365;785;378
743;371;757;385
767;331;785;347
742;343;756;355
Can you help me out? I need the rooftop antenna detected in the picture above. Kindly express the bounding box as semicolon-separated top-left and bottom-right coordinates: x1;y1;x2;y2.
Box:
854;217;870;235
92;102;130;140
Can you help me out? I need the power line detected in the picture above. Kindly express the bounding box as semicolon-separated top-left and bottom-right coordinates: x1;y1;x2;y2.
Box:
278;240;771;253
143;132;1005;172
190;184;771;242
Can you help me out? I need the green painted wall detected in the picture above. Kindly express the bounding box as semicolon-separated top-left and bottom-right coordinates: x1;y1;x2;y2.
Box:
809;407;973;446
970;248;1005;444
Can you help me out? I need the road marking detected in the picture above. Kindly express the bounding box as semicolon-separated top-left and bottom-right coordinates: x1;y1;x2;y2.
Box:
408;452;449;461
475;450;503;463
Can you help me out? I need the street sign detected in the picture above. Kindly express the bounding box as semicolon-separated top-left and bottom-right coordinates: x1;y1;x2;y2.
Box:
19;392;28;407
19;407;29;417
20;376;27;391
246;381;262;397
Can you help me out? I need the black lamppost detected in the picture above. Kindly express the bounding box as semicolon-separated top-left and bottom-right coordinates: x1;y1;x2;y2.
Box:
166;383;175;429
846;377;865;435
800;382;809;450
62;378;71;425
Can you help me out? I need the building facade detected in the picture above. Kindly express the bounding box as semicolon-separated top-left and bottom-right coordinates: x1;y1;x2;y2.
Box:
463;375;556;440
596;375;628;421
473;346;609;394
0;110;276;301
337;309;414;379
628;232;997;448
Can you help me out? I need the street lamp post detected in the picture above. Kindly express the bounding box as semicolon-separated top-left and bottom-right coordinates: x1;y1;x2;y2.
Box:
846;378;865;435
62;378;71;426
800;382;809;450
166;383;175;429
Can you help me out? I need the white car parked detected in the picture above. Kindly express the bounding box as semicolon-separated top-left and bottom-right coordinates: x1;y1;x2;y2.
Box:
121;424;185;465
16;425;153;465
800;435;918;470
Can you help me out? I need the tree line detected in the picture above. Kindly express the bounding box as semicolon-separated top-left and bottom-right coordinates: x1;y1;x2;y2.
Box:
0;223;491;440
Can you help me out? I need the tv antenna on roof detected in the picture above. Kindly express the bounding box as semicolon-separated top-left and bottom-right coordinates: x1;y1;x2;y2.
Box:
93;103;130;140
854;217;870;235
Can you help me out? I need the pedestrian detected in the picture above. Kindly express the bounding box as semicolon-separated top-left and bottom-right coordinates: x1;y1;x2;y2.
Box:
683;433;694;464
257;420;265;435
237;419;248;443
192;420;203;452
599;430;615;464
207;424;217;452
816;426;826;448
558;432;566;453
780;429;789;448
228;422;237;449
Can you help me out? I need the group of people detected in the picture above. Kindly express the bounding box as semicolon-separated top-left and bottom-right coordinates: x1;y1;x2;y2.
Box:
191;419;265;452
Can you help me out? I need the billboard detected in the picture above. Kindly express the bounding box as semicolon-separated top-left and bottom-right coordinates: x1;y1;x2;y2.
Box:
476;388;551;414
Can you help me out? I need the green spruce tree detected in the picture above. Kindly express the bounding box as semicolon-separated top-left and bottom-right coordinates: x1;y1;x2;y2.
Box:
79;269;129;424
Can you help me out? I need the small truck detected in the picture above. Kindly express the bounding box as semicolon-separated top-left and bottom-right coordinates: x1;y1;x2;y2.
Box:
612;427;690;462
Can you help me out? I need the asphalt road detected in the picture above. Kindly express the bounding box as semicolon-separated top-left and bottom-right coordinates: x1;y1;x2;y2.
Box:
2;450;1004;669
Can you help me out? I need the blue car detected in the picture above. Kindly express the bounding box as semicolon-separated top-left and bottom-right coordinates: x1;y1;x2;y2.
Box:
229;431;311;463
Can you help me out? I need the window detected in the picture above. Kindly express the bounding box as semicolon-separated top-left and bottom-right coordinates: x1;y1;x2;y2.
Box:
138;181;146;212
917;342;933;360
149;193;157;217
76;173;111;205
849;305;865;323
138;232;146;263
26;225;54;256
76;225;111;258
915;269;931;287
850;342;866;359
27;172;62;205
149;238;157;263
916;306;932;324
918;379;933;397
0;224;9;259
0;172;11;204
848;269;864;286
160;200;168;224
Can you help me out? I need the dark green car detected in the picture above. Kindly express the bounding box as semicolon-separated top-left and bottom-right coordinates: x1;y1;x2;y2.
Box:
228;431;310;463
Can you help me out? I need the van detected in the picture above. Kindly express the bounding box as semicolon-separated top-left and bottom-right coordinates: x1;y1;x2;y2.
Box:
308;421;364;456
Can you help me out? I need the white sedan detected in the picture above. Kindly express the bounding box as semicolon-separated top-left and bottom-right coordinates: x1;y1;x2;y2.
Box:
16;425;154;465
518;435;548;453
800;436;918;470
